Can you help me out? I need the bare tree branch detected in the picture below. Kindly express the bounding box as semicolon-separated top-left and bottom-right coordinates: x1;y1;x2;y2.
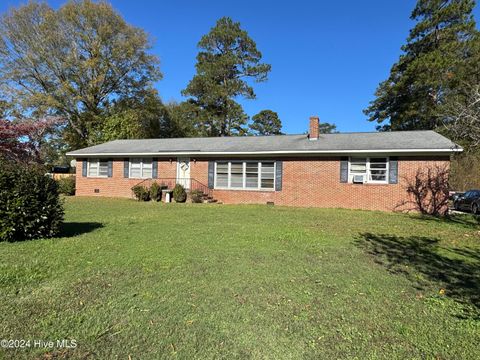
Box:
442;83;480;149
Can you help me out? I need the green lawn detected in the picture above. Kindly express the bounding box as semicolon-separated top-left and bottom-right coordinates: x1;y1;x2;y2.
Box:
1;198;479;359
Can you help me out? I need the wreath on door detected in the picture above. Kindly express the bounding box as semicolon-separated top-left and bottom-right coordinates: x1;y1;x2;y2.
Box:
180;162;189;171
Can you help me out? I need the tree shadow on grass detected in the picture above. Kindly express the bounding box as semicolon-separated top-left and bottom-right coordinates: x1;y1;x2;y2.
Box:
409;213;480;230
58;222;104;238
355;233;480;319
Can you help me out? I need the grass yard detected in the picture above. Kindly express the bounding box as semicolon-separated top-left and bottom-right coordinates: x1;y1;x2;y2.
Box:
0;197;479;359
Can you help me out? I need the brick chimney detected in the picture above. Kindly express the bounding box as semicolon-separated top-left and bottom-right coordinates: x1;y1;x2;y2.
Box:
309;116;319;140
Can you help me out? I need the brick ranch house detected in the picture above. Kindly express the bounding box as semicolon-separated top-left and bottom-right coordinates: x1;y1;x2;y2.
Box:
66;117;462;211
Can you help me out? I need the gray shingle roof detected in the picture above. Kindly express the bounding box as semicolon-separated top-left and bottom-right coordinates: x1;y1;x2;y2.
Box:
66;130;461;157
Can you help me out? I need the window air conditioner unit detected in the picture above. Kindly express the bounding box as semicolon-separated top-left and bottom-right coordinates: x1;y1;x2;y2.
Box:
353;174;366;184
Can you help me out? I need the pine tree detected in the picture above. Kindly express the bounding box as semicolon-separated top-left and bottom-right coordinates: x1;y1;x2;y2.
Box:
319;122;338;134
250;110;282;135
364;0;478;131
182;17;271;136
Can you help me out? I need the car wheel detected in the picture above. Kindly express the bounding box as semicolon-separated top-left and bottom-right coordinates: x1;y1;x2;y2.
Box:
454;201;460;211
472;203;479;215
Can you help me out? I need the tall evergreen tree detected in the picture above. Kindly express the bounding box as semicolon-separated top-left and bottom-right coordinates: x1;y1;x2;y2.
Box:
319;122;338;134
250;110;282;135
182;17;271;136
364;0;478;131
163;101;201;138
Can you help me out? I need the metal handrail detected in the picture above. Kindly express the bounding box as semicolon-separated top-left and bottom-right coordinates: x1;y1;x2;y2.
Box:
131;177;213;200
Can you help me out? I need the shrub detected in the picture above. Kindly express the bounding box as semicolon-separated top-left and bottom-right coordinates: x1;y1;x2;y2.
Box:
149;182;162;202
398;165;450;216
173;184;187;203
0;161;64;242
132;185;150;201
190;189;204;203
57;176;76;195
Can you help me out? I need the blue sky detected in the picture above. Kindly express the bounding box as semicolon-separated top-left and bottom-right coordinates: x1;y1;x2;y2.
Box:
1;0;479;134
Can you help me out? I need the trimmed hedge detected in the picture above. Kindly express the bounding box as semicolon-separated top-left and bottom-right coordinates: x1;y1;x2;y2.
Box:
190;189;203;203
132;185;150;201
149;182;168;202
0;162;64;242
149;182;161;202
173;184;187;203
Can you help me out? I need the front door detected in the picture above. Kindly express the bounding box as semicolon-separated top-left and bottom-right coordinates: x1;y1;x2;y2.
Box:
176;157;191;189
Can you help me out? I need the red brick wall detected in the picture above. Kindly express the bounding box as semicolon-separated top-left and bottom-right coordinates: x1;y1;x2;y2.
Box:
75;156;450;212
75;159;177;198
309;116;320;140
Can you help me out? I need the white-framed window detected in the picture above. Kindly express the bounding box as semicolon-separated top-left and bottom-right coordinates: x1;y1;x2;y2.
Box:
129;158;153;179
260;162;275;189
215;162;229;187
87;158;108;177
214;161;276;190
348;157;389;183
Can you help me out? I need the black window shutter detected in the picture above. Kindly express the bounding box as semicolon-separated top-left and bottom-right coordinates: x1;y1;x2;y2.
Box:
82;159;87;177
389;157;398;184
107;159;113;177
208;161;214;189
124;159;129;178
275;161;283;191
340;157;348;183
152;158;158;178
